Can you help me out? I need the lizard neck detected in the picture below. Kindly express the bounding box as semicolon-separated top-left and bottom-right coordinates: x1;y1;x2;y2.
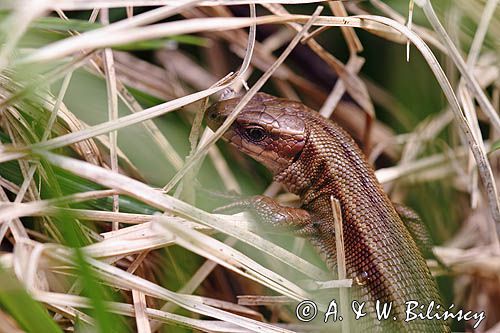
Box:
274;116;378;206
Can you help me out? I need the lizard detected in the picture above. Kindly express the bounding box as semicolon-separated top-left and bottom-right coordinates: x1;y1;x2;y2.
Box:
206;92;450;332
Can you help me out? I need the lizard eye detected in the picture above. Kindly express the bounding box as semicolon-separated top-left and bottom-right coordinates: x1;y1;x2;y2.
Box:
244;126;267;142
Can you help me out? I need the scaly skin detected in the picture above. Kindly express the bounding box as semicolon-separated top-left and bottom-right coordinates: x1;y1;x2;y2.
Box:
206;93;449;332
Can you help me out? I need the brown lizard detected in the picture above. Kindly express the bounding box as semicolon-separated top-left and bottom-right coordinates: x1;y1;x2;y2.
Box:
206;93;450;332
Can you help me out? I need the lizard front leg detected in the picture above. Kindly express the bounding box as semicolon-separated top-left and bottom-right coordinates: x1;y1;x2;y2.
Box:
215;195;339;270
214;195;316;237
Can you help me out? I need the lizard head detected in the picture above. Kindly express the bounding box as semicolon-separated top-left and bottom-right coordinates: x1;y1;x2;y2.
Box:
206;93;307;174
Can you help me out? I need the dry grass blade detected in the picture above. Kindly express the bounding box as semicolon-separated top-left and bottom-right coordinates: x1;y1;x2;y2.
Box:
238;295;292;306
458;0;499;211
43;0;331;10
20;14;401;65
328;1;363;54
0;190;118;221
331;196;350;332
131;290;151;333
100;9;120;231
0;186;29;243
29;208;155;224
406;0;414;62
